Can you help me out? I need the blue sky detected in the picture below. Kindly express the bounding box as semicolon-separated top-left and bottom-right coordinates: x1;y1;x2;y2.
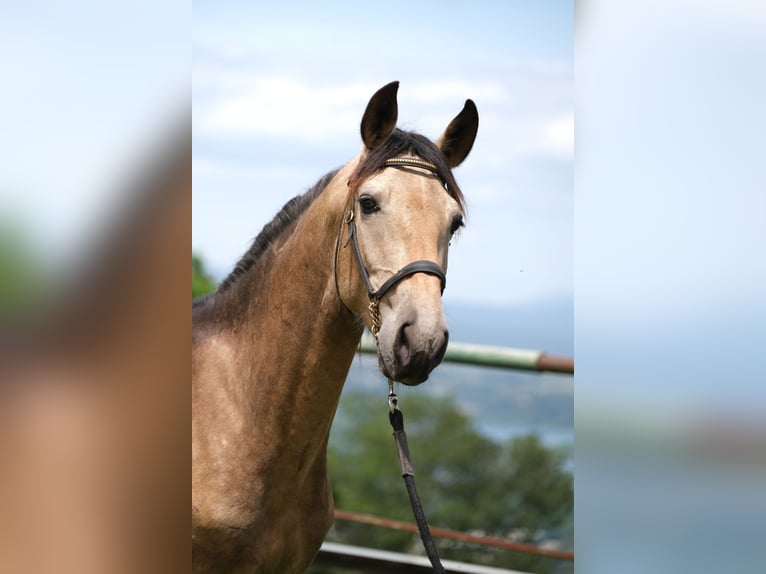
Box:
192;0;574;307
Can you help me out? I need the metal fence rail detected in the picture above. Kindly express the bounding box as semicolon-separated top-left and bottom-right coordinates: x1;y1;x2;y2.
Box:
358;334;574;375
334;509;574;561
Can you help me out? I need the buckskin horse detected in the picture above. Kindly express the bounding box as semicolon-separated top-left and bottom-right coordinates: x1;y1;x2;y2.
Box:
192;81;478;573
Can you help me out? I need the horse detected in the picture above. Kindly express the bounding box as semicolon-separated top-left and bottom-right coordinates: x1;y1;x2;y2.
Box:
191;81;478;573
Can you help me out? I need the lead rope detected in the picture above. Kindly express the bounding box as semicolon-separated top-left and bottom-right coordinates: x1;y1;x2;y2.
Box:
387;380;446;573
370;302;445;573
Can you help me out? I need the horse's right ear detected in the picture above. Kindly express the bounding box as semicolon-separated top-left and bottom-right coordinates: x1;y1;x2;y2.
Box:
361;81;399;150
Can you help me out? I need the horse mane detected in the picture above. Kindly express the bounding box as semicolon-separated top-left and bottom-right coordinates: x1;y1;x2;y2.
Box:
347;128;466;213
211;168;340;297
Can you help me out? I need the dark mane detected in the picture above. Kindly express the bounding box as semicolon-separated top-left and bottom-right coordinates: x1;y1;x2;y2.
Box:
214;169;340;296
347;128;466;212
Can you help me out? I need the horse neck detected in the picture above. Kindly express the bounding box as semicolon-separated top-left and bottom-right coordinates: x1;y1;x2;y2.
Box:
213;176;363;443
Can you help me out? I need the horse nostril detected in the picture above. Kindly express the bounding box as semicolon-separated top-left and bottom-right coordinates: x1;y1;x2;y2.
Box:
395;321;413;358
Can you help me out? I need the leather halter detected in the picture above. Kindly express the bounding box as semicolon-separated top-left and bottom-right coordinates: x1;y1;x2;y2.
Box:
336;157;448;321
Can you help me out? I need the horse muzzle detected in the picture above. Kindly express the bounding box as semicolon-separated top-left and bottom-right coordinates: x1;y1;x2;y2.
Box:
376;306;449;386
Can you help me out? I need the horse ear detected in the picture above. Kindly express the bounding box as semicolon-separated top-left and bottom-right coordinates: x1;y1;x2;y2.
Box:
361;81;399;150
436;99;479;168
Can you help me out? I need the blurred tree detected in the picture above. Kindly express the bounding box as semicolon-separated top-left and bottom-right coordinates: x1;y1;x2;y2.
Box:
321;391;573;573
192;254;216;298
0;224;48;319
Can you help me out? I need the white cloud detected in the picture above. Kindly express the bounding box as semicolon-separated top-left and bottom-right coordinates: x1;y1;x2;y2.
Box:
196;75;367;140
194;72;513;144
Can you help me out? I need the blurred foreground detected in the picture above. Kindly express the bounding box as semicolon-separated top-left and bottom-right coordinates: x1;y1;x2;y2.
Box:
0;2;189;570
0;128;190;572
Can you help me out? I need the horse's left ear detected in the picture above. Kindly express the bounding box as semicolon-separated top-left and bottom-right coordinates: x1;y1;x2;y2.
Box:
361;81;399;150
436;99;479;168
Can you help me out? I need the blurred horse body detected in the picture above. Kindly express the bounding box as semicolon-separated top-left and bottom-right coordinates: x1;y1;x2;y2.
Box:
0;131;190;573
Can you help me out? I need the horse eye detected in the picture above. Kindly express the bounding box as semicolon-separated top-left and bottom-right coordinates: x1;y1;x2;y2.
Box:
359;195;379;214
450;216;464;235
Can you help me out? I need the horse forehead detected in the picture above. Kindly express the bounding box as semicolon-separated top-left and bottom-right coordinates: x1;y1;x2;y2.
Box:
369;169;455;213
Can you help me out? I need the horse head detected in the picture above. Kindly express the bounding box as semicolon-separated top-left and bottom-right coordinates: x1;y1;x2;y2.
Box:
336;81;478;385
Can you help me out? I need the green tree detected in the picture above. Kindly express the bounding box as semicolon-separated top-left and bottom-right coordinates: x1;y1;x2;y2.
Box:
0;224;48;319
321;391;573;573
192;254;217;298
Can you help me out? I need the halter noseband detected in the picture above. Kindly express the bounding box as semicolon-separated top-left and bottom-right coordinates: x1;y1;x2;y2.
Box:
337;157;448;337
